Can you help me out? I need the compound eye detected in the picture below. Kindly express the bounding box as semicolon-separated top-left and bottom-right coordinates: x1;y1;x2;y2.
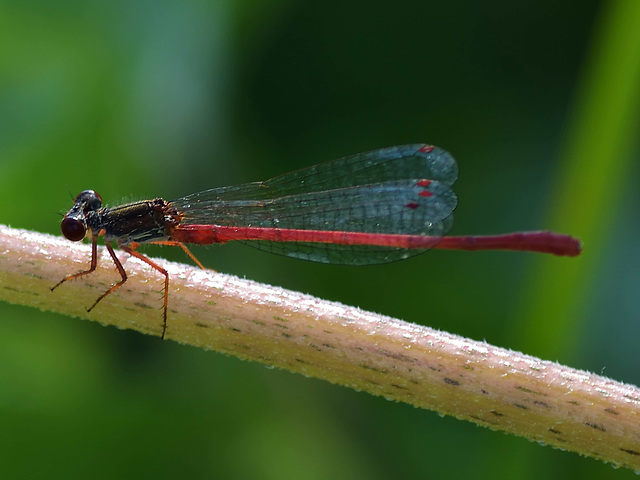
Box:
61;217;86;242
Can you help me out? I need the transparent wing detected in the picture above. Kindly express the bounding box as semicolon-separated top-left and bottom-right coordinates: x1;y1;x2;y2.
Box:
170;144;458;264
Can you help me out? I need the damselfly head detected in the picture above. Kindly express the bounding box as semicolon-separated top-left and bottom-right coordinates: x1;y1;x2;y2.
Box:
60;190;103;242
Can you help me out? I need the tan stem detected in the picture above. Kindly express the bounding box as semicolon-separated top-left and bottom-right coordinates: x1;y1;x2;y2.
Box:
0;224;638;470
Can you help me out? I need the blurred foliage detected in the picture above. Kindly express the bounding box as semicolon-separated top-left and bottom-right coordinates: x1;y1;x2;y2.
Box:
0;0;639;478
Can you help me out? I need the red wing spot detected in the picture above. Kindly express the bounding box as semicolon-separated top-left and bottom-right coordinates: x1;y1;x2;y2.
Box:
418;145;435;153
418;191;432;198
416;179;432;187
406;202;420;210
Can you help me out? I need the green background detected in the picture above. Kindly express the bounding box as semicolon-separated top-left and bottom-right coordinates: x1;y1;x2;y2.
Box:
1;0;639;478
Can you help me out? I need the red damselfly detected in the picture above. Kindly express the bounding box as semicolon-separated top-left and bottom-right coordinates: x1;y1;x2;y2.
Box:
52;144;581;338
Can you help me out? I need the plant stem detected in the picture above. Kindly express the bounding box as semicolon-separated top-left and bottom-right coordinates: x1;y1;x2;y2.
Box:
0;224;638;470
